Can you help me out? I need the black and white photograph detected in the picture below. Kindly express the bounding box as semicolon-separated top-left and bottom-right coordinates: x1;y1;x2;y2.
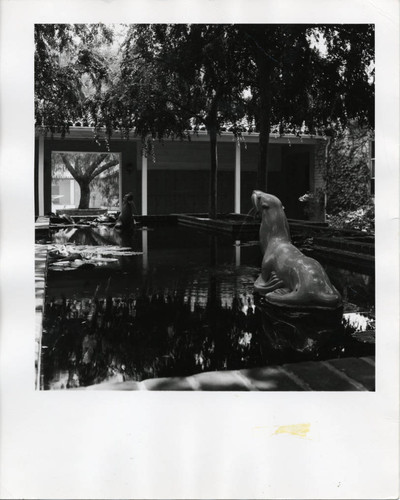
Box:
34;23;376;391
0;0;398;498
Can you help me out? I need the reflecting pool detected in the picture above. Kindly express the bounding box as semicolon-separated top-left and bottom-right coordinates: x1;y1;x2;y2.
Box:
39;225;375;389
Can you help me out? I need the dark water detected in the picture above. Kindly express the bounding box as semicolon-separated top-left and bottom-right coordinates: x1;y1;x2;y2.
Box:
40;225;375;389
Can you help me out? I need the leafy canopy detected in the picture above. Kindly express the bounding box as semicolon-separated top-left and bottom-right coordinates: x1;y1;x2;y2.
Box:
36;23;374;138
91;24;249;143
35;23;115;136
235;24;374;134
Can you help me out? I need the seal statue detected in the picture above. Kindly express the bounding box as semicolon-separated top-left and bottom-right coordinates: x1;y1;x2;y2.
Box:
252;190;342;310
115;192;136;230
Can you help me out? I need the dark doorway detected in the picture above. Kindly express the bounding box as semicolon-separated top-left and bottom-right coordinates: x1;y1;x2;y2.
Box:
281;146;310;219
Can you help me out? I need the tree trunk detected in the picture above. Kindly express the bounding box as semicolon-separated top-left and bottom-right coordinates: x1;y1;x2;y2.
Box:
256;43;272;192
257;111;271;191
78;180;91;209
208;124;218;219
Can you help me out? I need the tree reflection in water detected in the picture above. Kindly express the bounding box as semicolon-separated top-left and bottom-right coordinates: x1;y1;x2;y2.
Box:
42;287;374;389
42;288;265;389
41;226;375;389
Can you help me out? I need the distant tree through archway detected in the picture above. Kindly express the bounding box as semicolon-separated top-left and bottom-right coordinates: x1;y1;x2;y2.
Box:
51;152;119;210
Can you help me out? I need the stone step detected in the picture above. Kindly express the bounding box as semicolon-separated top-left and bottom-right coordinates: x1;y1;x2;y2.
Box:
308;246;375;273
314;236;374;255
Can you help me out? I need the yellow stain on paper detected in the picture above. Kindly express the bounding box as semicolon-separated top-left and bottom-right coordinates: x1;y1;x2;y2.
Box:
273;423;311;438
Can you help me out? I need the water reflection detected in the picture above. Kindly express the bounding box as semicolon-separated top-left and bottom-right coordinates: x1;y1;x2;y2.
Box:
255;297;344;357
42;287;374;389
42;290;266;389
41;225;375;389
51;225;137;248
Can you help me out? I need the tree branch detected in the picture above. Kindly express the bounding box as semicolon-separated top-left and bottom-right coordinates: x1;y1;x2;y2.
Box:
90;159;119;179
87;153;110;176
164;97;204;123
59;153;79;179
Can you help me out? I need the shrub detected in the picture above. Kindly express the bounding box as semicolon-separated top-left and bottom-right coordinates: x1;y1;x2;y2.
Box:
326;202;375;233
299;189;325;220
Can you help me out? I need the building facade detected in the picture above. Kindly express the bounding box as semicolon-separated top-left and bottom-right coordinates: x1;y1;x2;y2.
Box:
35;127;329;220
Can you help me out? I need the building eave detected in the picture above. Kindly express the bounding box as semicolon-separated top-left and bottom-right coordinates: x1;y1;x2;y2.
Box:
35;126;328;145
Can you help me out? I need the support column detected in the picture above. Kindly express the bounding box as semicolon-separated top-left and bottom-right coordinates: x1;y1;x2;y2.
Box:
234;140;241;214
235;240;241;267
38;134;44;216
142;228;148;273
141;152;148;215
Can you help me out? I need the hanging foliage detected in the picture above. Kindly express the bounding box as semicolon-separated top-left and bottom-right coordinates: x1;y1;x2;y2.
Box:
35;23;114;136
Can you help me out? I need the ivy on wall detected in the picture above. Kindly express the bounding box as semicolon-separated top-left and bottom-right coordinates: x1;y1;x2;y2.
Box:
325;126;373;215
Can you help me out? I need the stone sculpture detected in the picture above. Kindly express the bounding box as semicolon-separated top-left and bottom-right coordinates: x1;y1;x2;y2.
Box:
115;192;136;230
252;190;342;310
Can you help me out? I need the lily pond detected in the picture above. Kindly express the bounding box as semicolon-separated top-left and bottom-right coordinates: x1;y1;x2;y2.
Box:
38;224;375;389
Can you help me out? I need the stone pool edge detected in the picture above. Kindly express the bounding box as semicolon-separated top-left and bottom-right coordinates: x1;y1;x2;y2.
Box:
35;218;50;389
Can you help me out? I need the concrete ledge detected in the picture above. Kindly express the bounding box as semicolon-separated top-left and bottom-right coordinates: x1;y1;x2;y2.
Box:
135;214;178;226
35;244;49;389
48;213;179;226
35;215;50;239
176;214;369;240
307;246;375;274
56;208;107;216
314;235;374;255
177;214;259;237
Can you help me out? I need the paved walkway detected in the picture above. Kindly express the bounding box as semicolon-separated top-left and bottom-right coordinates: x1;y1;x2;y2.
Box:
81;355;375;391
